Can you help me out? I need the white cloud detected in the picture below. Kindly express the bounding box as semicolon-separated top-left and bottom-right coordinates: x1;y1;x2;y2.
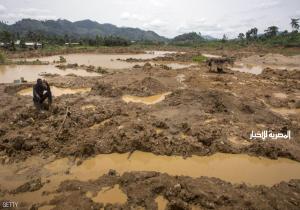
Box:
149;0;165;7
18;8;51;15
255;0;281;10
120;12;145;22
143;19;167;28
0;7;56;23
0;4;6;13
176;19;224;34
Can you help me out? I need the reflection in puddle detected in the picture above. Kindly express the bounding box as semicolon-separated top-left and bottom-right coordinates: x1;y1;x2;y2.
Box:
86;185;127;205
155;196;168;210
18;86;91;97
70;152;300;186
122;92;171;105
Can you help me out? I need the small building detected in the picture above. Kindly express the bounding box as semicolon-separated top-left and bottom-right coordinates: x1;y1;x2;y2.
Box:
25;42;43;49
65;42;80;46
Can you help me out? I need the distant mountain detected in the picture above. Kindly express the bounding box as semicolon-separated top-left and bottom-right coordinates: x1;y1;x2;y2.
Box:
1;19;168;42
172;32;204;42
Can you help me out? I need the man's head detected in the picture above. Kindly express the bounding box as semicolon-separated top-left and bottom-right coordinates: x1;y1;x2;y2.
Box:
37;78;43;85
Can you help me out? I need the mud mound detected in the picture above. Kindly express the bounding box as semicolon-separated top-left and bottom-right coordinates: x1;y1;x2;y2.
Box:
260;68;300;80
4;83;32;95
127;77;167;96
43;172;300;210
90;83;122;97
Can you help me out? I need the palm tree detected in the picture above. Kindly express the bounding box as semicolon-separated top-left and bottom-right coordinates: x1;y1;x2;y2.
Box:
291;18;300;32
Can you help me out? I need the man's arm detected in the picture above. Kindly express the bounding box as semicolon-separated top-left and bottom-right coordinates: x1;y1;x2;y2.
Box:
33;85;40;101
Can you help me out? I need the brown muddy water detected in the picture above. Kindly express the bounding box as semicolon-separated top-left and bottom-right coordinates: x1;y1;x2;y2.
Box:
0;65;100;84
230;54;300;74
2;152;300;204
122;92;172;105
18;86;91;97
1;51;190;83
202;53;222;58
86;185;127;205
24;51;183;70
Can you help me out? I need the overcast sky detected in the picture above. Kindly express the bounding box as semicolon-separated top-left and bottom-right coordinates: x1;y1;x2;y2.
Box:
0;0;299;38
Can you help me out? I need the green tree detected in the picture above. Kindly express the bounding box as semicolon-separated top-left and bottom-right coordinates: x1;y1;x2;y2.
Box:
246;28;258;40
264;26;279;37
238;33;245;40
291;18;300;32
221;34;228;43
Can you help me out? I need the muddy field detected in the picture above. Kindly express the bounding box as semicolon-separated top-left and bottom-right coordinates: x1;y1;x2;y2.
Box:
0;49;300;209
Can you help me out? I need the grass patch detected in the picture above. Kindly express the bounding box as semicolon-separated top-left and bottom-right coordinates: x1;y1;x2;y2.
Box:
193;55;207;63
0;51;6;64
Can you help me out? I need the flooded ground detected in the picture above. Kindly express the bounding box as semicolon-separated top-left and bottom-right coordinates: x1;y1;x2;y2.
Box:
69;152;300;186
86;185;127;205
0;64;100;83
1;49;300;209
1;152;300;208
0;51;192;83
18;86;91;97
122;92;172;105
231;53;300;74
202;53;222;58
23;51;184;70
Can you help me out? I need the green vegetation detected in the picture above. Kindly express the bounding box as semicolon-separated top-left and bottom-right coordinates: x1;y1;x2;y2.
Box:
193;55;207;63
0;18;299;54
13;59;49;65
0;51;6;64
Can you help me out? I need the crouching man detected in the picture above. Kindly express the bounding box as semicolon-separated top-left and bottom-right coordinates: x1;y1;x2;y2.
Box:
33;78;52;110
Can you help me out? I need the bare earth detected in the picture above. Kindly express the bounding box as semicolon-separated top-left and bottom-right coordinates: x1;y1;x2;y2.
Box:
0;49;300;209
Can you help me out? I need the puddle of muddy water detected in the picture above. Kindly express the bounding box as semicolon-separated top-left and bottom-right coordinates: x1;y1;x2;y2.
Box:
0;65;100;84
122;92;171;105
86;184;127;205
202;53;222;58
155;196;168;210
25;52;175;70
2;152;300;204
1;51;191;83
69;152;300;186
18;86;91;97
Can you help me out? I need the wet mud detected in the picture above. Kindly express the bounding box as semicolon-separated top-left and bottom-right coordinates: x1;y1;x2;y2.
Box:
0;50;300;209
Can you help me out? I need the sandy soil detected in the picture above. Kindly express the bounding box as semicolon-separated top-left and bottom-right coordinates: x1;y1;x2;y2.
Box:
0;50;300;209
